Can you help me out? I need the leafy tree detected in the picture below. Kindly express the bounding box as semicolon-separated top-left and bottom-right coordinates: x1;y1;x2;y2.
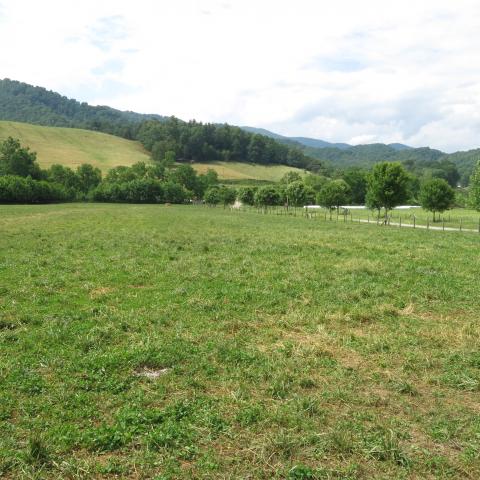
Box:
238;186;256;205
218;186;237;207
419;178;455;221
163;182;187;203
198;168;219;193
365;162;409;221
204;186;221;206
285;181;315;207
341;167;367;204
303;174;329;193
76;164;101;193
317;179;351;218
469;160;480;210
247;135;268;164
280;171;302;184
0;137;43;179
47;164;80;191
168;164;200;197
254;186;281;208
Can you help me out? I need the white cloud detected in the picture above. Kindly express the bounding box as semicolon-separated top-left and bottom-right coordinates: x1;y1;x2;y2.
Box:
1;0;480;151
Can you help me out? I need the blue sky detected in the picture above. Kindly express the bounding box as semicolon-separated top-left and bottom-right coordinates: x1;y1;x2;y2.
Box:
1;0;480;152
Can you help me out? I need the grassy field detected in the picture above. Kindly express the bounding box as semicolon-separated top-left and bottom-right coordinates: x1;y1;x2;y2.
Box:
1;204;480;479
190;161;306;182
0;121;304;181
0;121;151;173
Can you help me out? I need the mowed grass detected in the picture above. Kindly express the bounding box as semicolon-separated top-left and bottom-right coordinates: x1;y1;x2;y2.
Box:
1;204;480;479
190;161;306;181
0;121;151;173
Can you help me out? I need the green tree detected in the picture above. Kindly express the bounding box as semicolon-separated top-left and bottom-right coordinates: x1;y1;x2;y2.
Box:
168;164;200;196
0;137;43;179
303;174;329;193
163;150;176;168
419;178;455;221
365;162;409;222
317;179;351;218
279;171;302;185
198;168;219;194
285;180;315;207
204;186;221;206
218;186;236;207
163;182;187;203
76;164;102;193
254;186;281;208
341;167;367;204
469;160;480;210
47;164;80;191
238;186;256;205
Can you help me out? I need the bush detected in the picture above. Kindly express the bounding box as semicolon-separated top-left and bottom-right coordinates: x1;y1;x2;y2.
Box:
0;175;70;203
254;186;282;207
285;181;315;207
218;186;236;206
237;186;257;205
204;186;221;206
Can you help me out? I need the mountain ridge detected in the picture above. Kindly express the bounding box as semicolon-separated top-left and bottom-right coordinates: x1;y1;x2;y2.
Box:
241;126;413;152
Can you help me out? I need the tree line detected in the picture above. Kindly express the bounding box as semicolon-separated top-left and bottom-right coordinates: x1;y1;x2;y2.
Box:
136;117;315;170
1;136;480;221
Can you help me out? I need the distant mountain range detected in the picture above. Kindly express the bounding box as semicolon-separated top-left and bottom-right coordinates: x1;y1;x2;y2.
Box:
241;126;413;152
0;78;479;184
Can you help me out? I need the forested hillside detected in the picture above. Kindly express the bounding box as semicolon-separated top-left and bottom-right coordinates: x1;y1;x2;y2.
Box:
136;118;317;170
0;79;164;138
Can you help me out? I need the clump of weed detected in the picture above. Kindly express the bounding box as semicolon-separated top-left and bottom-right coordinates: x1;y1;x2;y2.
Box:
26;436;50;467
390;380;419;396
364;429;410;467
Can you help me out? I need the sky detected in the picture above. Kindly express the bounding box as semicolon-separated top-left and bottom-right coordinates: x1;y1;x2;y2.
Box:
1;0;480;152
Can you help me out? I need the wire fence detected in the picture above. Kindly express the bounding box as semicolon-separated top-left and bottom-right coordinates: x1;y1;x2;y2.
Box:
226;205;480;234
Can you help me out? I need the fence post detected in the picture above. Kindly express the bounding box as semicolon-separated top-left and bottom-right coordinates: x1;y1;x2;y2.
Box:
413;215;416;229
427;219;429;230
460;218;462;232
368;214;370;224
443;218;445;231
399;216;401;228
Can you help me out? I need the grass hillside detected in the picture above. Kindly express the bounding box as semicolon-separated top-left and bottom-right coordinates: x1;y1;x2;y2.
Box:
0;121;304;181
190;161;306;182
0;121;151;172
1;204;480;478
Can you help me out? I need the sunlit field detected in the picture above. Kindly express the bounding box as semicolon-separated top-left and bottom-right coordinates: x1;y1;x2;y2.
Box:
0;121;151;173
1;204;480;479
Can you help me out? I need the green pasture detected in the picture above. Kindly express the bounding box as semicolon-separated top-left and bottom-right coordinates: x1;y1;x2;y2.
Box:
1;204;480;479
0;121;151;173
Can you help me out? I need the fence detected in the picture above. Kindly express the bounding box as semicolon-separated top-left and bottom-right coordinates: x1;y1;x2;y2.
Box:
227;205;480;234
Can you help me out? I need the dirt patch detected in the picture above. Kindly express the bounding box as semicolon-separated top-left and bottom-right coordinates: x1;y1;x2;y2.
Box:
134;367;170;379
89;286;114;299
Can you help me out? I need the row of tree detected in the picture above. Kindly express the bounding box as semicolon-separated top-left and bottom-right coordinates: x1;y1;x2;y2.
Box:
0;136;221;203
1;135;480;219
216;163;461;222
